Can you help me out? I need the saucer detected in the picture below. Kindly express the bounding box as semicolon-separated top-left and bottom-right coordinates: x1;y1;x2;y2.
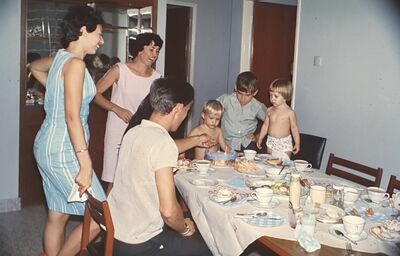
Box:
244;211;284;227
248;198;280;209
189;178;218;188
360;194;389;205
329;224;368;242
316;204;345;224
193;167;216;176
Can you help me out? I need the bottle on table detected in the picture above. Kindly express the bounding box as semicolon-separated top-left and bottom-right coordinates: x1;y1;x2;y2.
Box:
332;185;344;208
290;173;301;210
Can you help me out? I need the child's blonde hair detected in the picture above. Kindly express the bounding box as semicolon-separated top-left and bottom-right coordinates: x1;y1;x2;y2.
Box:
269;79;293;101
202;100;224;116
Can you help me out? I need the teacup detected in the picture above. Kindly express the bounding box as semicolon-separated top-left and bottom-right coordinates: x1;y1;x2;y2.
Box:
344;187;360;204
310;185;326;204
294;160;312;172
251;187;273;205
216;188;233;201
342;215;365;239
244;149;257;161
192;160;211;175
367;187;390;203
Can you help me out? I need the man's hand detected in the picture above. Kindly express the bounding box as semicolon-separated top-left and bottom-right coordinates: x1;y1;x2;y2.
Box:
197;134;217;148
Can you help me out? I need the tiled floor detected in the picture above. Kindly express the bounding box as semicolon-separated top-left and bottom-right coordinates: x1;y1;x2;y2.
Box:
0;205;268;256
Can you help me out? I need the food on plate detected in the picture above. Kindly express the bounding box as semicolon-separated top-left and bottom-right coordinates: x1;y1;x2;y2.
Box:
271;182;290;195
383;219;400;233
365;207;375;217
371;225;399;240
300;178;310;187
351;208;360;217
266;158;282;165
212;159;235;167
234;161;261;173
206;150;236;167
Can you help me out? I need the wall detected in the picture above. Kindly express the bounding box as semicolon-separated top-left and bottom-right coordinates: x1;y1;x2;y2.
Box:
296;0;400;185
0;0;21;209
158;0;242;125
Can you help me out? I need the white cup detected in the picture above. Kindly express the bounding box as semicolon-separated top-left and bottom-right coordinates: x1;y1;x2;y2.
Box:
310;185;326;204
244;149;257;161
343;187;360;204
192;160;211;175
294;160;312;172
367;187;390;203
342;215;365;239
251;187;273;205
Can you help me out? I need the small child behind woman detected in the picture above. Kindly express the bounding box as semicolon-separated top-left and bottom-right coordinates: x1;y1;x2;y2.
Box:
189;100;231;159
256;79;300;160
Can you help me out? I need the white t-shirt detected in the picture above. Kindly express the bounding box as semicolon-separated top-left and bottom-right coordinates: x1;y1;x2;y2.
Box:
108;119;178;244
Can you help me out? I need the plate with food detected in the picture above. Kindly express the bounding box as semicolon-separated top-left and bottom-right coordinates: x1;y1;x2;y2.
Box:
234;160;265;175
315;204;345;223
271;179;309;199
245;178;275;190
345;206;390;222
176;158;192;169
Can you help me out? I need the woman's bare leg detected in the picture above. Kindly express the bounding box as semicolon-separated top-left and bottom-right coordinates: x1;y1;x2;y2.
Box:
43;211;69;256
58;218;101;256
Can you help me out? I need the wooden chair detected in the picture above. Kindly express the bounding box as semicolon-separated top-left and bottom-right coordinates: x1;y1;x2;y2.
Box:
386;175;400;195
292;133;327;169
78;192;114;256
325;153;383;187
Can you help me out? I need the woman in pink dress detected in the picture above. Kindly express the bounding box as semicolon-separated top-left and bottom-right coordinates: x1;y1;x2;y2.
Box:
94;33;163;192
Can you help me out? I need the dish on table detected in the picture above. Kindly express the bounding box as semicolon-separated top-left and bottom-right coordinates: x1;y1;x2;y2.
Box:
192;167;216;176
270;180;309;199
189;178;218;187
370;224;400;242
315;204;345;224
329;224;368;242
245;178;275;189
208;185;250;206
243;211;284;227
345;206;389;222
248;198;280;209
234;161;265;175
256;153;273;161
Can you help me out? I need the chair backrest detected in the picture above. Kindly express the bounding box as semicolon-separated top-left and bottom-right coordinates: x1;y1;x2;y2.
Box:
292;133;327;169
387;175;400;195
79;192;114;256
325;153;383;187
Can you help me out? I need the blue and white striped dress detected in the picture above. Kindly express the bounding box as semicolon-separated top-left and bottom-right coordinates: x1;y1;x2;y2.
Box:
34;49;106;215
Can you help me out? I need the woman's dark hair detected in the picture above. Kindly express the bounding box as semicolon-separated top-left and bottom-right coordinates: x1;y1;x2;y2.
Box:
124;78;194;135
129;33;163;58
60;6;104;48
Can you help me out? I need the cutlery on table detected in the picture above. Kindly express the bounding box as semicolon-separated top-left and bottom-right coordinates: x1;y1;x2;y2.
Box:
345;241;355;256
222;196;237;205
334;229;357;245
234;212;281;220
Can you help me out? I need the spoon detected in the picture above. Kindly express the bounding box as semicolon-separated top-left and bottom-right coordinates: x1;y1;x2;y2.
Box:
334;229;358;245
278;165;286;175
235;212;282;220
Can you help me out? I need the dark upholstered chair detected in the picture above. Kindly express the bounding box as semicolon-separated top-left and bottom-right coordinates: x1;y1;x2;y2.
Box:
326;153;383;187
386;175;400;195
78;192;114;256
292;133;327;169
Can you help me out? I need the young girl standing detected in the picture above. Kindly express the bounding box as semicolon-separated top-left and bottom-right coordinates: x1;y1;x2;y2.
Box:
188;100;231;159
256;79;300;159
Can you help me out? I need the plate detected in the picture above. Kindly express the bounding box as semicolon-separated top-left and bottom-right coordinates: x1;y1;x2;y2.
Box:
234;161;266;176
192;167;216;176
256;153;273;160
329;224;368;242
209;194;247;206
271;181;309;199
344;206;390;222
248;198;280;209
316;204;345;224
189;178;218;187
370;226;400;242
245;178;275;189
360;194;389;205
244;211;284;227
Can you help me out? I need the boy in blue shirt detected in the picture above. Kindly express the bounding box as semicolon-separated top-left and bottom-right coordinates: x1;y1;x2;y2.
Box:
217;71;267;151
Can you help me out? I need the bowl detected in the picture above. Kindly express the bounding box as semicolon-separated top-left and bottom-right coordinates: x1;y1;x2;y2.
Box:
244;149;257;161
265;167;287;181
343;187;361;203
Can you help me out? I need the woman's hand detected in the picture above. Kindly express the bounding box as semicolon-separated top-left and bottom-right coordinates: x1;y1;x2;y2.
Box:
75;166;93;196
114;106;133;123
181;218;196;237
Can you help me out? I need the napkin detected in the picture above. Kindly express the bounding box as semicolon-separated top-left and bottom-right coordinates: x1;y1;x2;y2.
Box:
67;183;93;203
294;222;321;253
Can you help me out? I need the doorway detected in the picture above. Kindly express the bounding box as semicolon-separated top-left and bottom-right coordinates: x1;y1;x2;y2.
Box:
165;3;194;139
251;2;297;107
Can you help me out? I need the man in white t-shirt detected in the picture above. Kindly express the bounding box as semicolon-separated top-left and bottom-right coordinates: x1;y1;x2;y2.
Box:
108;78;212;255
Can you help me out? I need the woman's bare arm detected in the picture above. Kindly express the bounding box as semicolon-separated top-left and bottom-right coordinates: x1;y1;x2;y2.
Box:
28;56;54;86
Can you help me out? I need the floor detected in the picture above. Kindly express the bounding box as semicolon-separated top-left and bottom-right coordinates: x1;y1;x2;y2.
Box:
0;205;270;256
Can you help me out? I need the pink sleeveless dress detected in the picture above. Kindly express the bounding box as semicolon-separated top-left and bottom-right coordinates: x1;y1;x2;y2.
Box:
101;63;161;182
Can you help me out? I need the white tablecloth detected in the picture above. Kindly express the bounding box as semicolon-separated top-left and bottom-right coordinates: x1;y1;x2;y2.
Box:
174;167;399;256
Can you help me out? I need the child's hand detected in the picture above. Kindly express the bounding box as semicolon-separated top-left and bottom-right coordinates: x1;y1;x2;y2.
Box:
292;144;300;155
256;140;262;150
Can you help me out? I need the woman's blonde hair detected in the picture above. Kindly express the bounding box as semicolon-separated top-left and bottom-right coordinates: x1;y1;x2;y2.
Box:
269;79;293;101
202;100;224;116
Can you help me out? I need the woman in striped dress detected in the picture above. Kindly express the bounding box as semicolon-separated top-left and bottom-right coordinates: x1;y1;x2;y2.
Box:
29;6;106;256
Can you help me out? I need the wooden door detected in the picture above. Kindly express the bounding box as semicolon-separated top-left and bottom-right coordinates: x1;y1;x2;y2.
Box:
251;2;296;107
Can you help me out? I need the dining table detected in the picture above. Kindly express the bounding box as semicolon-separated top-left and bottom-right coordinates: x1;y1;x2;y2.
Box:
174;161;399;256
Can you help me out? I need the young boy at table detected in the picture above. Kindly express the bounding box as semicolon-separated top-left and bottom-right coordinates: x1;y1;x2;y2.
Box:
216;71;267;151
256;79;300;159
188;100;231;159
107;78;212;256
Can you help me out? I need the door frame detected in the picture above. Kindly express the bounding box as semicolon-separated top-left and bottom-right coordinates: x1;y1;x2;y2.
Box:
157;0;197;132
241;0;301;108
